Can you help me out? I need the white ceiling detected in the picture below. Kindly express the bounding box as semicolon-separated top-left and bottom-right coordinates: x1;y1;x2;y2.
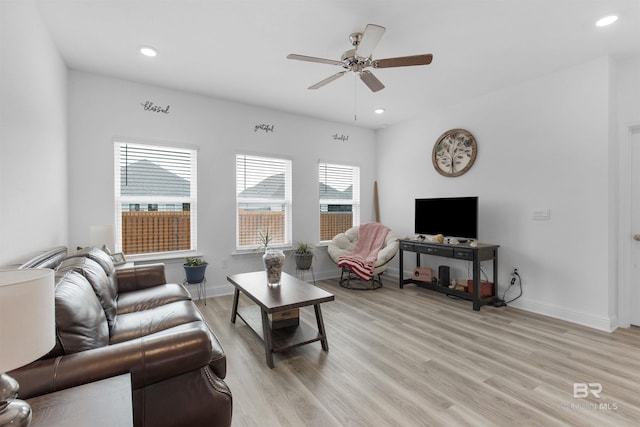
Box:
34;0;640;129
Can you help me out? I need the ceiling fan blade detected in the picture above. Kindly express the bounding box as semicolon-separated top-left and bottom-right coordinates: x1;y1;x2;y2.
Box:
287;54;343;66
356;24;385;59
360;70;385;92
373;54;433;68
308;71;347;89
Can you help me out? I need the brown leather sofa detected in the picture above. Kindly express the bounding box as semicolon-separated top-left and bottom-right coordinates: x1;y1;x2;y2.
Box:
9;247;232;427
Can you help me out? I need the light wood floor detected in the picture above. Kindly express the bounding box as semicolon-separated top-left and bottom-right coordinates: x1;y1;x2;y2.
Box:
196;275;640;427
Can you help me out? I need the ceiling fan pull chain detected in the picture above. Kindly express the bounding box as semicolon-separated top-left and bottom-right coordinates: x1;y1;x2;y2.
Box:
354;73;357;121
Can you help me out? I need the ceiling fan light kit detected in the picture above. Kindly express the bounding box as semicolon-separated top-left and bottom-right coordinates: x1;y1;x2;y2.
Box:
287;24;433;92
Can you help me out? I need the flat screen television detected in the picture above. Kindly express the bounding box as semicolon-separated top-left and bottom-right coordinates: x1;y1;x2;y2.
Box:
414;196;478;240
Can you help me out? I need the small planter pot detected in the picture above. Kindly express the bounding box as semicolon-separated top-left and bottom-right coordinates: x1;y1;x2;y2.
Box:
184;263;208;284
294;253;313;270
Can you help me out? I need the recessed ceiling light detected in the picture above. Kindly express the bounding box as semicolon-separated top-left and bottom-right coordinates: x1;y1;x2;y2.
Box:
596;15;618;27
374;108;385;114
139;46;158;57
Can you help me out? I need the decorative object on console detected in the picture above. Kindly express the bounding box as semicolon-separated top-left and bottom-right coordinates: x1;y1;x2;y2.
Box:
413;267;433;282
432;128;477;177
0;269;55;427
467;280;494;298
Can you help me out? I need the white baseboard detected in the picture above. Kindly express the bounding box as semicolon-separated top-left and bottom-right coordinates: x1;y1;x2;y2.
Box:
395;268;617;332
499;297;616;332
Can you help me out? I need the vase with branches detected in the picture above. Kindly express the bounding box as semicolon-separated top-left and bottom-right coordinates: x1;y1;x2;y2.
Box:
258;228;285;285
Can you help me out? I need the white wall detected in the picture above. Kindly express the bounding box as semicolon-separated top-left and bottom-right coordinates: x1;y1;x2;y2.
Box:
615;56;640;327
68;71;376;294
376;57;614;330
617;57;640;124
0;0;68;266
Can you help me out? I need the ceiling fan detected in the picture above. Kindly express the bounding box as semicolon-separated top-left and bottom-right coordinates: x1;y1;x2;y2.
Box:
287;24;433;92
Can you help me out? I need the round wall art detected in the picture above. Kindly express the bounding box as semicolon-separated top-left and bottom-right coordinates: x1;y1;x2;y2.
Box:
432;128;477;177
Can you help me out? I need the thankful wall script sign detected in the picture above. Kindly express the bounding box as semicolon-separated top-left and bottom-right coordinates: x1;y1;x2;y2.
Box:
141;101;170;114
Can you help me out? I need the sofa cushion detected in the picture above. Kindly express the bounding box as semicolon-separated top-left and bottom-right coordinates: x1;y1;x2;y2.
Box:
57;257;118;330
67;246;116;276
116;283;191;314
54;270;109;354
110;300;204;345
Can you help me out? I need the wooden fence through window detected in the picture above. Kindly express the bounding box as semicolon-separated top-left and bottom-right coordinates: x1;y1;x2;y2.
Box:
238;210;285;247
122;211;191;255
122;210;354;254
320;212;352;241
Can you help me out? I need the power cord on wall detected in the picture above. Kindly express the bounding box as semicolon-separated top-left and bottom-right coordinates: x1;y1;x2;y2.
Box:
493;269;522;307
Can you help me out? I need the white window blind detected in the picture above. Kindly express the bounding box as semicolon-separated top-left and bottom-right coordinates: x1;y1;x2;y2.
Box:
114;141;197;255
319;162;360;241
236;154;292;249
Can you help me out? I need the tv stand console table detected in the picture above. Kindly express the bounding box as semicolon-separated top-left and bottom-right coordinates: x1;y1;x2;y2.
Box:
398;239;499;311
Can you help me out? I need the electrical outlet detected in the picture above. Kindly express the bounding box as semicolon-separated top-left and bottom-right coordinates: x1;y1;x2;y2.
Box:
222;258;229;269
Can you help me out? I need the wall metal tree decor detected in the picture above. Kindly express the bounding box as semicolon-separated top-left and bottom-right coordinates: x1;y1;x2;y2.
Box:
432;128;477;177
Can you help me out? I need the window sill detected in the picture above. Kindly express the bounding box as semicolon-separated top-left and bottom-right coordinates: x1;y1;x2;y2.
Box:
232;245;297;256
126;250;203;264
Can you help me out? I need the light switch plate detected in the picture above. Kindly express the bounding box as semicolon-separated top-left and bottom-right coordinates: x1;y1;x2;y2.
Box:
533;208;551;220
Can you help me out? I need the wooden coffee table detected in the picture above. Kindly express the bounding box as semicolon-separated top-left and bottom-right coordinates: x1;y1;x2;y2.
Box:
227;271;335;368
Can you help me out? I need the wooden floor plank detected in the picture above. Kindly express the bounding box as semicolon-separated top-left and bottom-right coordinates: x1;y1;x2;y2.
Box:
197;276;640;426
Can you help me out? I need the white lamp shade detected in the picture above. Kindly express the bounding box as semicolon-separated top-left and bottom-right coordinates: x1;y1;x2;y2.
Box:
0;269;55;373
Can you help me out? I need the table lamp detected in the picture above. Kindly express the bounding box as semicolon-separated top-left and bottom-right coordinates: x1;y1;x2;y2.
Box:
0;269;55;427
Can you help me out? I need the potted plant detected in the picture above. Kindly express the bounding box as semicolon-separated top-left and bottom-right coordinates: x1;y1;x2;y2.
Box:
293;242;313;270
184;256;207;284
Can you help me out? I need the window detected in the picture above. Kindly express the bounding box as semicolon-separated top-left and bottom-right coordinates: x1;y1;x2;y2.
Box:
319;162;360;241
236;154;292;249
114;141;197;255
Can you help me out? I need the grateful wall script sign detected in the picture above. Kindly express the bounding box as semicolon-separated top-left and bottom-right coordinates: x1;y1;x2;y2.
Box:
255;123;275;133
141;100;170;114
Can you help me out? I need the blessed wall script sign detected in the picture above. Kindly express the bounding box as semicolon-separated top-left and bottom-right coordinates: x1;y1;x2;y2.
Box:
141;101;170;114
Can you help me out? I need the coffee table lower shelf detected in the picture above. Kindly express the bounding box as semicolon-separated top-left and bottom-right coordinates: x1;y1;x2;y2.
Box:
236;305;323;354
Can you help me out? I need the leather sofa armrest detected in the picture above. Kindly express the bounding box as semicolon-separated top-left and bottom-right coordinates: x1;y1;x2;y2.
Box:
11;325;212;399
116;263;167;293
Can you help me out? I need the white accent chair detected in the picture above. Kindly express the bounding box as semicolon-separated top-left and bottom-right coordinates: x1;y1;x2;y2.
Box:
327;224;399;289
